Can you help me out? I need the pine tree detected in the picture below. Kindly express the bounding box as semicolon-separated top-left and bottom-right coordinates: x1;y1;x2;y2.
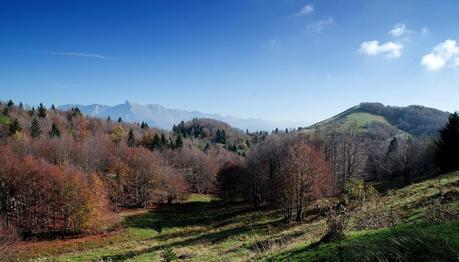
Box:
387;137;398;155
9;118;21;134
127;129;136;147
38;103;47;118
7;100;13;107
435;112;459;173
175;134;183;149
160;133;167;146
220;129;226;144
2;106;9;116
51;104;56;110
31;118;41;138
49;123;61;138
118;117;123;123
19;102;23;109
28;106;35;117
152;133;161;150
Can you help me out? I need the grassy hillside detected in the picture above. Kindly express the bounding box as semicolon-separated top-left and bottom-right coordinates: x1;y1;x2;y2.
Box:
302;103;448;138
16;172;459;261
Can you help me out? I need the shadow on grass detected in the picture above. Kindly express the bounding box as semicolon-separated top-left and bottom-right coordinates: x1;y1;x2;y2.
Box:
123;200;279;232
103;200;285;261
101;219;280;261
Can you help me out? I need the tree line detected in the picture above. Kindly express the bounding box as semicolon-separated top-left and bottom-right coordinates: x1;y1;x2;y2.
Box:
0;100;242;238
217;112;459;222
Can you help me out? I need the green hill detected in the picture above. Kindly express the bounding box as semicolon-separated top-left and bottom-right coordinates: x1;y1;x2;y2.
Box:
302;103;449;140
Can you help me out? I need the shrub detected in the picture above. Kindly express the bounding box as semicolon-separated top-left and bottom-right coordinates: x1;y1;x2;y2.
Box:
342;177;378;207
161;247;177;262
322;205;349;243
353;199;401;230
422;198;457;223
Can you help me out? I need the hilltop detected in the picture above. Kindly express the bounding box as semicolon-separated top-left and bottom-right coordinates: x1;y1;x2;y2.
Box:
303;102;449;139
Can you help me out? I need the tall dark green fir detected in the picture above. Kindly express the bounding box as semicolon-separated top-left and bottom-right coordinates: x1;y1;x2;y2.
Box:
31;118;41;138
9;118;22;134
175;134;183;149
49;122;61;138
38;103;47;118
127;129;136;147
435;112;459;173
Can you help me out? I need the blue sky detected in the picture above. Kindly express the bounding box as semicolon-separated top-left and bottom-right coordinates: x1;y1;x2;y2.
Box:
1;0;458;122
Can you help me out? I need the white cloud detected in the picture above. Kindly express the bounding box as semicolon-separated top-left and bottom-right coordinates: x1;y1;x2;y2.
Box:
359;40;403;58
292;4;314;16
421;39;459;70
389;23;411;37
307;17;334;33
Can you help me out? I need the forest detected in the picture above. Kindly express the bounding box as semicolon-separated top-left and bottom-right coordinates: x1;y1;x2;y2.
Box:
1;99;459;261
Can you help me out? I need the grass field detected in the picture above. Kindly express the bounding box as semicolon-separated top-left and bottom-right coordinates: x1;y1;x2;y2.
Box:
15;172;459;261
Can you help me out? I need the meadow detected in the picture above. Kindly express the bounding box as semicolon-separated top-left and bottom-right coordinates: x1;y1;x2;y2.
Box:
15;171;459;261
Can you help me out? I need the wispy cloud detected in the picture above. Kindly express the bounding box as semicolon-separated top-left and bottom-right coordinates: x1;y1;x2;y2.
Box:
307;17;334;34
421;27;430;35
292;4;314;17
9;49;115;59
388;23;413;37
267;38;281;49
42;51;114;59
421;39;459;71
359;40;403;58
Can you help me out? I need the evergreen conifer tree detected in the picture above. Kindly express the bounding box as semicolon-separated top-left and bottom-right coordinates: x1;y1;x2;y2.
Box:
49;122;61;138
2;106;9;116
435;112;459;173
175;134;183;149
31;118;41;138
38;103;47;118
127;129;136;147
161;133;167;146
9;118;21;134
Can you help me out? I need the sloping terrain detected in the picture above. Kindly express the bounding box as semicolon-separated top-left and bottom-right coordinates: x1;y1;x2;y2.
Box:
15;171;459;261
302;103;448;140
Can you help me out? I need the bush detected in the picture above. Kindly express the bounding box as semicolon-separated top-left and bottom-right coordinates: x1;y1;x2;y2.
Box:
353;199;401;230
422;198;457;223
342;177;378;207
161;247;177;262
322;205;349;243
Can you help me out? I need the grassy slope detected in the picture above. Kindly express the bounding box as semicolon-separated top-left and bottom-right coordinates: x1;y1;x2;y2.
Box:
17;172;459;262
302;106;409;137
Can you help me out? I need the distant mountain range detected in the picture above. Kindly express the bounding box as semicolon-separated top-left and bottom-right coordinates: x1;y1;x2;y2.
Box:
303;102;449;138
59;101;307;131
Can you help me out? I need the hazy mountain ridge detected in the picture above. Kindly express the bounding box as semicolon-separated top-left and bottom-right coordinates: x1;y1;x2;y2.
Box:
59;101;306;131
